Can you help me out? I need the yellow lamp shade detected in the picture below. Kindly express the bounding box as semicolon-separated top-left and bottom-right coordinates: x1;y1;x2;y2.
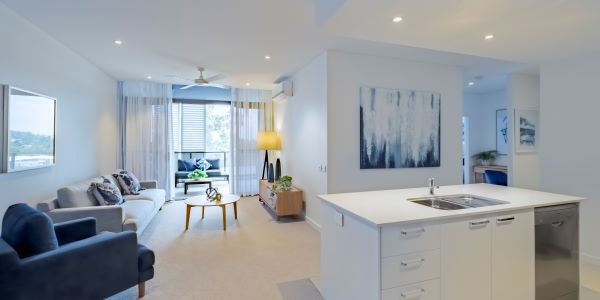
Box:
256;131;281;150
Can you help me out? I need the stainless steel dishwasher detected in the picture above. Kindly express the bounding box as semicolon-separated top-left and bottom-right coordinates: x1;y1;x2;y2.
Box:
535;203;579;300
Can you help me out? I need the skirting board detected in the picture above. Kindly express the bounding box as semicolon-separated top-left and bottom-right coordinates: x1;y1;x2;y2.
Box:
581;253;600;267
305;215;321;232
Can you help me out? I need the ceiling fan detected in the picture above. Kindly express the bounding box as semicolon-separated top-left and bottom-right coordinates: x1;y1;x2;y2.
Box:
170;67;229;90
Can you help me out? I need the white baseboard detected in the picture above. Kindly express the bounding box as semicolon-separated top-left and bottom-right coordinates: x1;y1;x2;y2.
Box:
581;252;600;267
305;215;321;232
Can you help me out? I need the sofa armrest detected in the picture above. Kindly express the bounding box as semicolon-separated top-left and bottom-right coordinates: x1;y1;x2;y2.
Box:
0;239;19;274
18;231;139;298
140;180;157;189
54;217;97;245
47;206;123;233
37;198;59;212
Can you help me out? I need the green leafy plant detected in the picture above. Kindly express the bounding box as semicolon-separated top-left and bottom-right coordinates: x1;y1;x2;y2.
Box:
472;150;497;164
272;176;293;193
187;169;208;179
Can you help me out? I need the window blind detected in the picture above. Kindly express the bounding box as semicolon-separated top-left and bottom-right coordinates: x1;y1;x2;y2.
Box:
172;103;207;152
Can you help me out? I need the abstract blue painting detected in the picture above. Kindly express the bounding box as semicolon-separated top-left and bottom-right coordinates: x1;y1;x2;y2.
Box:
359;86;441;169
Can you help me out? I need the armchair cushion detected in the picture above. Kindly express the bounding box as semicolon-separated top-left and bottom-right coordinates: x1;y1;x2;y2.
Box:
54;217;97;245
137;244;155;271
1;204;58;258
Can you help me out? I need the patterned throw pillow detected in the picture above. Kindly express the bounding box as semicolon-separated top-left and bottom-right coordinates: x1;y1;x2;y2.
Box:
196;159;212;171
113;170;142;195
88;178;124;206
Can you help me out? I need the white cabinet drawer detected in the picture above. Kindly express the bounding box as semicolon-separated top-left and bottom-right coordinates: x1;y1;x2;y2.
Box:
382;279;440;300
381;249;440;289
382;224;440;257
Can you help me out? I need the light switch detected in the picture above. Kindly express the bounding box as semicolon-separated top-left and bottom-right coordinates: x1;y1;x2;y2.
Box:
334;210;344;227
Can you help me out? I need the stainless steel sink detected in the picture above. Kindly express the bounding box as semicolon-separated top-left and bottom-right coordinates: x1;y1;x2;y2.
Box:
408;194;508;210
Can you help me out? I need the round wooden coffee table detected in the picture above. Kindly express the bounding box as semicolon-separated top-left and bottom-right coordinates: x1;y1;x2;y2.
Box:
184;194;240;231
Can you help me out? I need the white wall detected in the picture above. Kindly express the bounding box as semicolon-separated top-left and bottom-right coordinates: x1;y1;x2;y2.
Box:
463;90;509;182
540;58;600;263
507;74;540;189
274;53;328;229
327;51;463;194
0;4;117;218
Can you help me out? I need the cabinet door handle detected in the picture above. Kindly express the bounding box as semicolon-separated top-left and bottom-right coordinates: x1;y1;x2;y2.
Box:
496;216;515;224
400;228;426;236
400;288;425;299
400;258;425;268
469;219;490;226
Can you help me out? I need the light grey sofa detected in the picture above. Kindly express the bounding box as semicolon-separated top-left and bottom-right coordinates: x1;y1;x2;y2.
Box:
37;172;166;236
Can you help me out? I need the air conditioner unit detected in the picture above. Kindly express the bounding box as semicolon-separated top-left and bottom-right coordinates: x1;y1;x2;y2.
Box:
272;80;293;101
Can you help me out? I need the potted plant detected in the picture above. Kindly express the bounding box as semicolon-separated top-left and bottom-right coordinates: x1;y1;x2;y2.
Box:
472;150;497;166
271;176;293;198
187;169;208;180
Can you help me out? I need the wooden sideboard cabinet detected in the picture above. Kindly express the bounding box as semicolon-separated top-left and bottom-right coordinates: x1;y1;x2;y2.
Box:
258;180;304;220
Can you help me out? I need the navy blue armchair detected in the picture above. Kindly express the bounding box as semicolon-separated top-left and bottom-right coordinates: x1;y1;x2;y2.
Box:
484;170;508;186
0;203;155;299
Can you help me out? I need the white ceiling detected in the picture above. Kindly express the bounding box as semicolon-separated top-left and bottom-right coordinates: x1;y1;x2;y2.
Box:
2;0;593;91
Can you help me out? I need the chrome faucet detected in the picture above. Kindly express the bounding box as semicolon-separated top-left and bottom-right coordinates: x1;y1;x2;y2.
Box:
428;177;439;195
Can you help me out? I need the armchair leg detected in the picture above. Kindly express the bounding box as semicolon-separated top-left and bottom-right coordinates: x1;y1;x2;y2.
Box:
138;282;146;298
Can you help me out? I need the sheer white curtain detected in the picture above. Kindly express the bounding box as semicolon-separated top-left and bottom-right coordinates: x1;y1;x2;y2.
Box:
118;81;173;197
230;88;272;196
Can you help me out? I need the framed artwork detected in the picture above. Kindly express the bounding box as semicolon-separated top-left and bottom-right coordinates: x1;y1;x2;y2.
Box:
359;86;441;169
1;85;56;173
515;108;539;153
496;109;508;155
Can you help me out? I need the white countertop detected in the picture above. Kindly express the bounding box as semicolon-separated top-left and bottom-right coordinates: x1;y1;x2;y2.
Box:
318;184;583;227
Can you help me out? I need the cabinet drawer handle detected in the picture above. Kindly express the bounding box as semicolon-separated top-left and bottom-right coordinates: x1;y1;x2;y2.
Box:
400;228;426;236
401;288;425;299
469;219;490;226
400;258;425;268
497;216;515;223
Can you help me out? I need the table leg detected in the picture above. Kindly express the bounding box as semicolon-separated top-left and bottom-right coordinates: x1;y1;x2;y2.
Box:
184;183;188;195
202;207;205;219
209;182;212;189
233;202;238;220
185;205;191;230
221;205;227;231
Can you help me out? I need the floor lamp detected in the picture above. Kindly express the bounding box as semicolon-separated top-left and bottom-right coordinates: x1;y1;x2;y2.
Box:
257;131;281;180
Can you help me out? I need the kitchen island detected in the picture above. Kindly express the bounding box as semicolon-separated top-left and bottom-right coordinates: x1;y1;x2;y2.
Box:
319;183;582;300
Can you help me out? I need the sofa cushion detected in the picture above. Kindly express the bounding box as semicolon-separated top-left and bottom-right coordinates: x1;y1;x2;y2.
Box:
89;179;125;206
57;178;102;208
121;200;154;226
1;204;59;258
123;189;165;205
181;159;197;171
196;158;212;171
113;171;142;195
206;159;221;170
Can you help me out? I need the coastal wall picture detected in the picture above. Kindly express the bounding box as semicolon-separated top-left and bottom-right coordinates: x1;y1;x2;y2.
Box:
515;108;539;152
1;85;56;173
496;109;508;155
359;86;441;169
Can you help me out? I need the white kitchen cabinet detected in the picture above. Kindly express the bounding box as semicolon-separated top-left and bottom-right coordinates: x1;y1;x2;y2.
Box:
440;209;534;300
491;210;535;300
441;217;492;300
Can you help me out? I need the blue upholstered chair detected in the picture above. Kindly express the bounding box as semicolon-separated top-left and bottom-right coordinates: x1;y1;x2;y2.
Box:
0;203;154;299
484;170;508;186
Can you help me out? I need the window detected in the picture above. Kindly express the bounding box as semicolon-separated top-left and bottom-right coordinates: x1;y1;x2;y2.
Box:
172;101;230;152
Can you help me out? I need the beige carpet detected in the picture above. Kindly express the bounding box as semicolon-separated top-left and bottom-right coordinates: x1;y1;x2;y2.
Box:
109;195;320;300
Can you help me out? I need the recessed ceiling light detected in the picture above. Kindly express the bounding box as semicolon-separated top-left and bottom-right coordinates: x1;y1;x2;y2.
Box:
484;34;495;40
245;82;251;86
468;81;475;86
146;76;152;80
264;55;271;60
392;16;403;23
114;39;123;45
